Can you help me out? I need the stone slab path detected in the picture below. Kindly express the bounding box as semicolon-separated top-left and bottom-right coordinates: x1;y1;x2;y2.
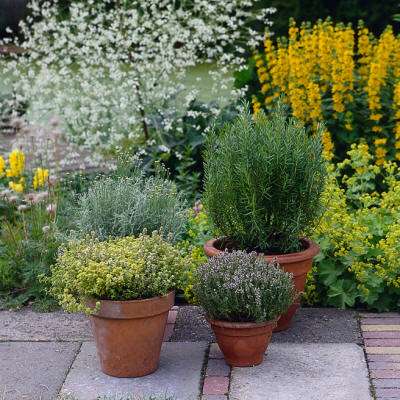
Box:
61;342;207;400
0;306;387;400
230;343;371;400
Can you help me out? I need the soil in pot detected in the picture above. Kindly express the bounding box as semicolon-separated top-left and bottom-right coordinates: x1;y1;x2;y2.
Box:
204;238;319;332
88;291;174;378
208;318;277;367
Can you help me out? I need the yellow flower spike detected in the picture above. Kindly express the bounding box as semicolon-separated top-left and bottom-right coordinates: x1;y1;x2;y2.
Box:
33;168;49;190
9;181;24;193
8;149;25;178
0;155;5;177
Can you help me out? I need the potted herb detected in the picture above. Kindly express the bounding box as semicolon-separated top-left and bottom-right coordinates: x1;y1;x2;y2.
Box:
49;232;187;377
195;251;294;366
203;104;326;331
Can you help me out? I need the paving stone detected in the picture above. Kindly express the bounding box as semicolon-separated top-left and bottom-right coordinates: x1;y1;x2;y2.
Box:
202;377;229;396
60;342;207;400
376;388;400;398
366;347;400;355
206;359;231;377
363;331;400;339
167;310;178;324
368;355;400;362
163;323;175;342
371;370;400;379
0;341;80;400
360;313;400;318
362;325;400;332
209;343;224;359
230;343;371;400
365;339;400;347
372;379;400;388
363;318;400;325
369;362;400;370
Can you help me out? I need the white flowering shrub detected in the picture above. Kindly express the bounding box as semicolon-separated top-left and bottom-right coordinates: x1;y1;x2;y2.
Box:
1;0;275;152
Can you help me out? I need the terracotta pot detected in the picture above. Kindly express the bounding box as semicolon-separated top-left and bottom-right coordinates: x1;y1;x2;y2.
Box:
204;238;319;332
87;291;174;377
208;318;276;367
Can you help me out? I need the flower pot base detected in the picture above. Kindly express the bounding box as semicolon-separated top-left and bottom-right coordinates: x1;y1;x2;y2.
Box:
209;319;277;367
89;292;174;378
274;302;299;332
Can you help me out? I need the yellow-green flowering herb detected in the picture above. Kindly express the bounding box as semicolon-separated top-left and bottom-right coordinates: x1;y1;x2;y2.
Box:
49;232;188;313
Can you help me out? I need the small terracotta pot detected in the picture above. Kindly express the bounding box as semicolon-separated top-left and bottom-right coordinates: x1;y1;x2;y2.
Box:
204;238;319;332
87;291;174;378
208;318;277;367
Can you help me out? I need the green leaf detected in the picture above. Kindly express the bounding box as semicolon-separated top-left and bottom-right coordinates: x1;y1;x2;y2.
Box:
327;279;358;309
316;259;345;286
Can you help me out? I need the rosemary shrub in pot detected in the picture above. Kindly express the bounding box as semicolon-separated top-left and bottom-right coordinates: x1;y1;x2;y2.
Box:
203;103;327;331
195;251;294;366
49;232;188;377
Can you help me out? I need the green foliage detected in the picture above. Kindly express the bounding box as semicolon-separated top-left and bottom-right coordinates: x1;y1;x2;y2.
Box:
177;205;214;303
0;203;60;310
265;0;399;37
304;143;400;311
139;100;238;199
49;232;187;313
203;103;327;254
72;168;187;243
194;251;294;322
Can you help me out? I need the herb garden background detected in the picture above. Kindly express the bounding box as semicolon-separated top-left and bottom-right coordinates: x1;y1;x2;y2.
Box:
1;0;400;315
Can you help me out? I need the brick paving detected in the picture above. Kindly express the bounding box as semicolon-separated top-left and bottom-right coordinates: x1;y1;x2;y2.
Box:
201;343;231;400
361;313;400;400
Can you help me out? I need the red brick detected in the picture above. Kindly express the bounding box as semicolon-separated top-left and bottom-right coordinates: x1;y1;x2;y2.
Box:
167;310;178;324
362;318;400;325
369;362;400;370
371;370;400;379
163;323;174;342
373;379;400;388
202;395;228;400
202;377;229;396
368;355;400;362
209;343;224;359
206;359;231;377
376;388;400;397
363;331;400;339
365;339;400;347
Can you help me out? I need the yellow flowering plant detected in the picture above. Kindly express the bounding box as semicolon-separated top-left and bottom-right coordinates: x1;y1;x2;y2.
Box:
0;149;50;194
237;19;400;164
49;232;188;314
304;143;400;310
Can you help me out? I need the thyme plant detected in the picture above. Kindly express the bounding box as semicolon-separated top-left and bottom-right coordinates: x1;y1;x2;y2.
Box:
194;251;294;322
203;103;327;254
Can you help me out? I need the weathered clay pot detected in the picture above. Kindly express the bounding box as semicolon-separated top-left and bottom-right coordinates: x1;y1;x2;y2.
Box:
208;318;277;367
88;291;174;377
204;238;319;332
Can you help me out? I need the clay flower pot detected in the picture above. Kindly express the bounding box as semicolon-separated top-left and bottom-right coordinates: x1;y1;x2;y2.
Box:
87;291;174;377
204;238;319;332
208;318;277;367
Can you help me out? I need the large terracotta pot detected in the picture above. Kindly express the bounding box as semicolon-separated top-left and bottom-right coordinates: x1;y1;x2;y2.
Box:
204;238;319;332
88;291;174;377
208;318;276;367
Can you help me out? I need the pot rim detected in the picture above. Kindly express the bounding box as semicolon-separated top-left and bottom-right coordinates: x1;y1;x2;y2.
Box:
87;291;175;319
207;317;277;329
87;290;174;306
204;237;319;263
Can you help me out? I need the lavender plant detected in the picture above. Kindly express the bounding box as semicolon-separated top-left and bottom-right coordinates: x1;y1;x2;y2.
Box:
1;0;275;153
194;251;294;323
